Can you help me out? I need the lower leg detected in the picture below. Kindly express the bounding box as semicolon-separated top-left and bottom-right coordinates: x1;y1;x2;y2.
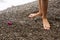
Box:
41;0;50;30
28;0;42;18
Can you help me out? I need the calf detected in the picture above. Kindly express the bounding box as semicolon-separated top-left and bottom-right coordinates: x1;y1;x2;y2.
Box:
29;0;50;30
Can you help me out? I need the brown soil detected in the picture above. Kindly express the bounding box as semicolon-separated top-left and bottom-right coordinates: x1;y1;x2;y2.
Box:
0;0;60;40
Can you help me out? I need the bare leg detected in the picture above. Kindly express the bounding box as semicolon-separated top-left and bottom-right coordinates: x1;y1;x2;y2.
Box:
41;0;50;30
28;0;50;30
28;0;42;18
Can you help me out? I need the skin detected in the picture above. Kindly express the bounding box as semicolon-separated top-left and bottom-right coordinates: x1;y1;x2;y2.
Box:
28;0;50;30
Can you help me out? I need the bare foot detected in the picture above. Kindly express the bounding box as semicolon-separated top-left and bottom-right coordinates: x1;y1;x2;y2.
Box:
28;12;41;18
42;18;50;30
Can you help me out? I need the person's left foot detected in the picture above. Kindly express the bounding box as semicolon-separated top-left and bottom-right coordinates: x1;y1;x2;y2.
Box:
42;18;50;30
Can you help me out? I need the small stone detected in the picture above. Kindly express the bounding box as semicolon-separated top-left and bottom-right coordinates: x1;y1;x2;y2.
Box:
8;21;13;25
0;34;3;36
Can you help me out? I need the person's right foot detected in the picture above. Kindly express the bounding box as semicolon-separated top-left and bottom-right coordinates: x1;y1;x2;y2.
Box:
28;12;42;18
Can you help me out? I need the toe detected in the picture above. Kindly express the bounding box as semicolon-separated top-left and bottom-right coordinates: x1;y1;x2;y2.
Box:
44;27;50;30
28;14;36;18
28;14;33;17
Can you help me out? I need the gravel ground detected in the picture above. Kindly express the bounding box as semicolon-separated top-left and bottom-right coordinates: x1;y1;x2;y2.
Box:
0;0;60;40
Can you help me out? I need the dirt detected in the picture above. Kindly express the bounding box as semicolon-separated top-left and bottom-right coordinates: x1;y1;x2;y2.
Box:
0;0;60;40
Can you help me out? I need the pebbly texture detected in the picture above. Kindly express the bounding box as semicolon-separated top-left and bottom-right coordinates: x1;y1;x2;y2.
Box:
0;0;60;40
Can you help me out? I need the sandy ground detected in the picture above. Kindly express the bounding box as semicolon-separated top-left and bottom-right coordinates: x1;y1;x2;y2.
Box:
0;0;60;40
